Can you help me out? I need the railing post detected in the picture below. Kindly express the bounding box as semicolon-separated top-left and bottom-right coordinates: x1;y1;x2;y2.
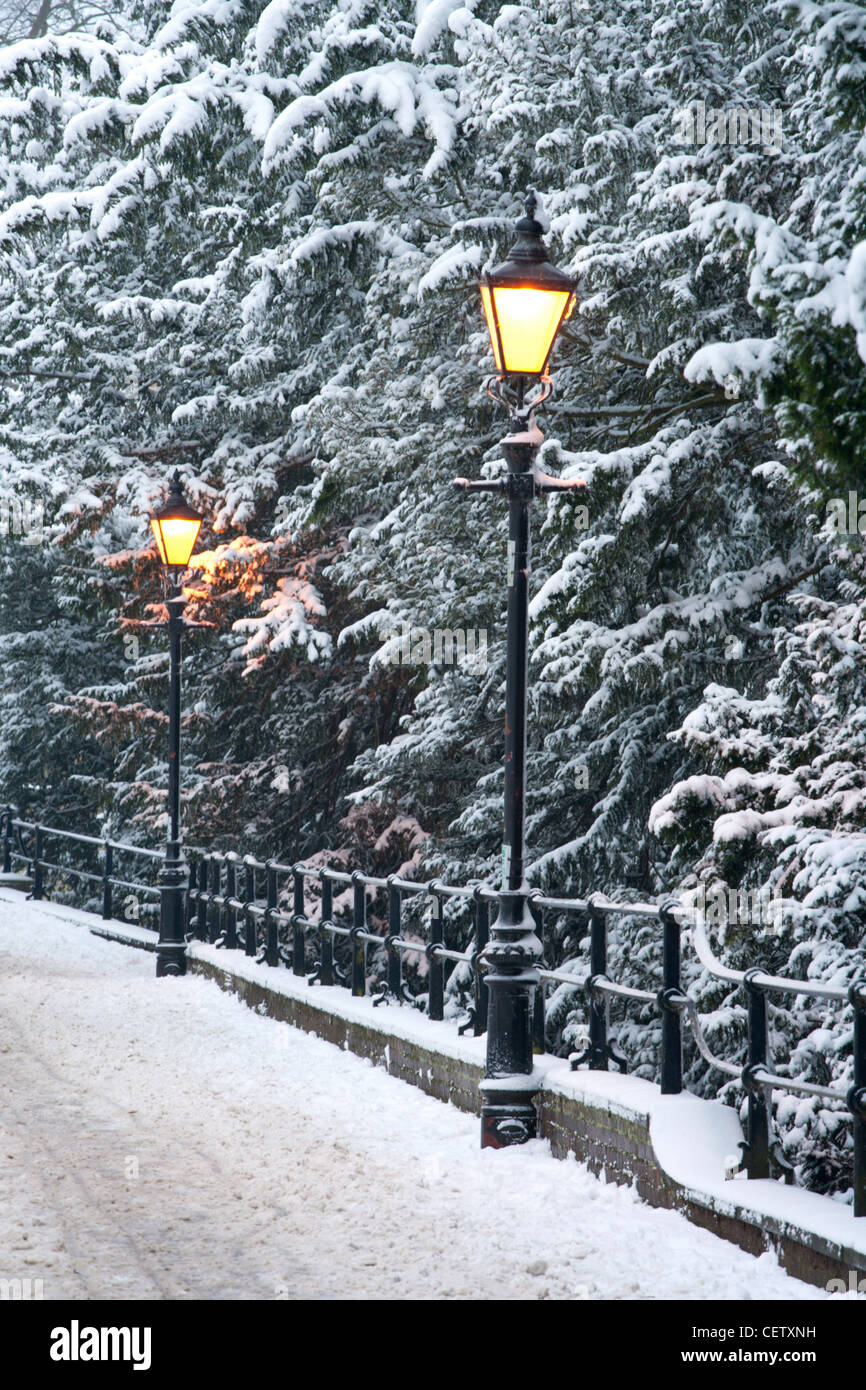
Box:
224;856;238;950
849;980;866;1216
572;909;626;1072
350;871;367;997
427;883;445;1021
319;871;335;986
386;875;403;1000
472;888;490;1037
196;858;208;941
588;912;608;1068
2;806;12;874
184;861;195;935
208;855;221;944
244;860;257;957
265;859;279;967
102;842;113;921
530;894;545;1054
32;825;44;900
292;868;306;976
659;900;683;1095
741;968;771;1179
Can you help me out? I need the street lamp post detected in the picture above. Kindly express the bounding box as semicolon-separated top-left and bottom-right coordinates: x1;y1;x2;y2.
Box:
149;471;203;978
454;192;585;1147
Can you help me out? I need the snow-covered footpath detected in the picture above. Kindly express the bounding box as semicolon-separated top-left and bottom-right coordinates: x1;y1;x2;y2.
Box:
0;897;826;1301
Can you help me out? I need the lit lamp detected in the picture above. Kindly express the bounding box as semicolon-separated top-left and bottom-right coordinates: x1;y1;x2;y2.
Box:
480;210;575;384
149;471;203;978
150;471;203;570
454;191;585;1149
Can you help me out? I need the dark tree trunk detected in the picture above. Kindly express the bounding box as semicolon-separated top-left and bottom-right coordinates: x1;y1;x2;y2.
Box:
28;0;52;38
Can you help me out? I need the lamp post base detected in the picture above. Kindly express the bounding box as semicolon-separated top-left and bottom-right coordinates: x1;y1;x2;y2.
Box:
156;854;189;978
156;942;187;978
480;1097;539;1148
480;889;542;1148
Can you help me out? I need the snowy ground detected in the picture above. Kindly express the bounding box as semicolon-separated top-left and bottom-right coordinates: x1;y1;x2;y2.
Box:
0;896;827;1301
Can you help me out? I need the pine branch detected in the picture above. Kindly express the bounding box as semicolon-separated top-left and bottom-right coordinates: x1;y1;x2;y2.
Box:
118;442;205;458
759;565;823;606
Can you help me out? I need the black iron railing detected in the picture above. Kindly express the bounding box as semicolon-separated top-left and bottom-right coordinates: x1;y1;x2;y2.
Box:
2;813;164;923
2;806;864;1215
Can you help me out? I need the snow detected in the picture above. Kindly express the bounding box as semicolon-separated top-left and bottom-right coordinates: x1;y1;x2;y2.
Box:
254;0;322;66
412;0;478;57
684;336;780;389
417;242;483;297
261;63;457;178
152;1;248;52
232;574;332;669
0;893;829;1300
808;240;866;366
131;87;210;153
649;1089;866;1261
191;927;866;1260
286;220;416;269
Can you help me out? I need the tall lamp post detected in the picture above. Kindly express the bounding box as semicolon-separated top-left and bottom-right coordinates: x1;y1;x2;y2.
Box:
149;470;203;978
454;192;585;1147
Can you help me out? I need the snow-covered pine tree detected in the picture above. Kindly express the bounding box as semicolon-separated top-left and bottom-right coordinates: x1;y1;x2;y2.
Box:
0;0;450;858
647;0;866;1190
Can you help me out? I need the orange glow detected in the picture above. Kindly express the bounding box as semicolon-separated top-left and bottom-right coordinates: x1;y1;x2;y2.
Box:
151;515;202;569
482;284;574;375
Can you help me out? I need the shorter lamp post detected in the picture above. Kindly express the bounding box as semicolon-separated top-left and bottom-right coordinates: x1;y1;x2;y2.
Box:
149;470;203;978
454;192;586;1147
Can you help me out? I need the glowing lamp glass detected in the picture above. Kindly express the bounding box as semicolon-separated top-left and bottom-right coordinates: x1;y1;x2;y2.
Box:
151;514;202;569
482;283;574;376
